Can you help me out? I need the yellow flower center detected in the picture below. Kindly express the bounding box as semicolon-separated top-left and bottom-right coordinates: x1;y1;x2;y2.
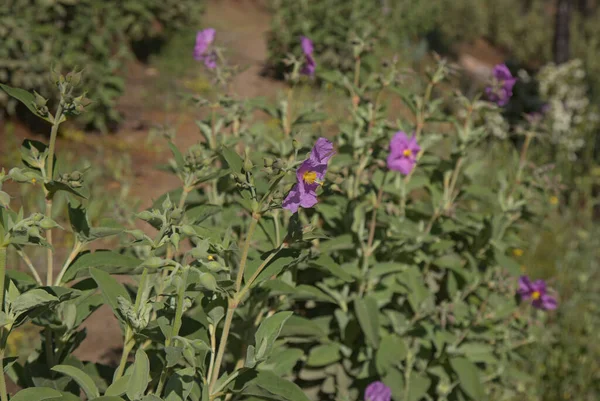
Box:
512;248;523;257
403;149;412;157
303;171;318;184
532;291;541;300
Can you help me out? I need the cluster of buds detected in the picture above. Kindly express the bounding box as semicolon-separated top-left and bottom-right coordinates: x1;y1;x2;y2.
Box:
263;157;284;175
9;212;58;243
184;146;210;172
51;68;89;117
33;91;49;117
57;170;84;188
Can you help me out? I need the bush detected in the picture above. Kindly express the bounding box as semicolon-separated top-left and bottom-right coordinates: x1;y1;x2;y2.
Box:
0;0;204;132
0;32;560;401
266;0;438;77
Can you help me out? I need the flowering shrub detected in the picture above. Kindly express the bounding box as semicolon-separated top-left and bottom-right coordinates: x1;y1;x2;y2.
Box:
0;27;562;401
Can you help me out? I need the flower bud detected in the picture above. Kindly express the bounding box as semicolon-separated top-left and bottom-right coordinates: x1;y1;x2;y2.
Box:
263;157;274;168
292;138;300;150
128;230;145;241
243;156;254;173
181;225;196;237
137;211;154;221
27;226;41;238
170;208;183;221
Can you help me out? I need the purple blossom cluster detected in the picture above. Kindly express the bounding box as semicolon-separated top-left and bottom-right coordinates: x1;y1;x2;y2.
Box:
282;138;334;213
485;64;517;106
194;28;217;69
518;275;558;310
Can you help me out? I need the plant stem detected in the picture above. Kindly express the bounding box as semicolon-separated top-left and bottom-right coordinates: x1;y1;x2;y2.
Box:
168;267;188;346
16;250;42;285
359;172;387;297
54;240;82;286
210;214;260;392
206;324;216;386
0;248;8;401
209;304;235;392
115;328;134;380
45;102;64;287
234;215;259;293
236;246;283;302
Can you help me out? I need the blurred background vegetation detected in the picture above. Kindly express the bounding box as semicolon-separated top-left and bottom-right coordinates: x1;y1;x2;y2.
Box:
2;0;600;400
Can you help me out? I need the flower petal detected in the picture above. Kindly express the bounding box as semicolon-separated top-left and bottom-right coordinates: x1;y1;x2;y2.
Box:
387;155;415;175
310;137;334;164
541;294;558;310
518;275;533;297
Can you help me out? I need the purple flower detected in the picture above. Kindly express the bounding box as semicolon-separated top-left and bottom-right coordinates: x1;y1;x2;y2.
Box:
365;381;391;401
194;28;217;69
485;64;517;106
300;36;316;76
518;275;557;310
283;138;334;213
387;131;420;175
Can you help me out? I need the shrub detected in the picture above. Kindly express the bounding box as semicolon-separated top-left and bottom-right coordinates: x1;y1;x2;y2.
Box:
0;0;204;132
0;31;559;401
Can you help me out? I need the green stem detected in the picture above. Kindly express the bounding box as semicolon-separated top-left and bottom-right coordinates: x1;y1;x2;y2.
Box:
236;246;283;302
209;304;235;392
168;267;188;346
210;214;260;392
114;328;134;380
234;215;259;293
358;172;387;297
16;249;43;285
45;102;64;287
54;240;82;286
0;247;8;401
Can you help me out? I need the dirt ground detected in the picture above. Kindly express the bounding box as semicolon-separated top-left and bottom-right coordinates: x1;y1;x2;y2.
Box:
0;0;501;375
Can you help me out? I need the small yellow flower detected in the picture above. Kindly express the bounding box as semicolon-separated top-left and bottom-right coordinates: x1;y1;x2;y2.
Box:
31;178;36;184
512;248;524;257
549;195;559;205
207;255;214;261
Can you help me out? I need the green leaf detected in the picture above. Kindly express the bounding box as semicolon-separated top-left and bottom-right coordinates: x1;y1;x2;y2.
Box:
168;142;185;171
52;364;100;399
433;254;464;273
68;201;91;238
164;367;195;401
306;343;340;367
253;370;310;401
45;181;88;199
90;397;126;401
221;146;243;174
11;387;62;401
90;267;131;326
62;251;141;283
376;334;408;375
0;83;52;122
127;348;151;400
407;372;432;401
354;296;380;348
311;254;353;282
280;316;326;338
450;357;485;400
254;312;293;362
11;289;58;319
105;375;131;396
185;205;222;224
